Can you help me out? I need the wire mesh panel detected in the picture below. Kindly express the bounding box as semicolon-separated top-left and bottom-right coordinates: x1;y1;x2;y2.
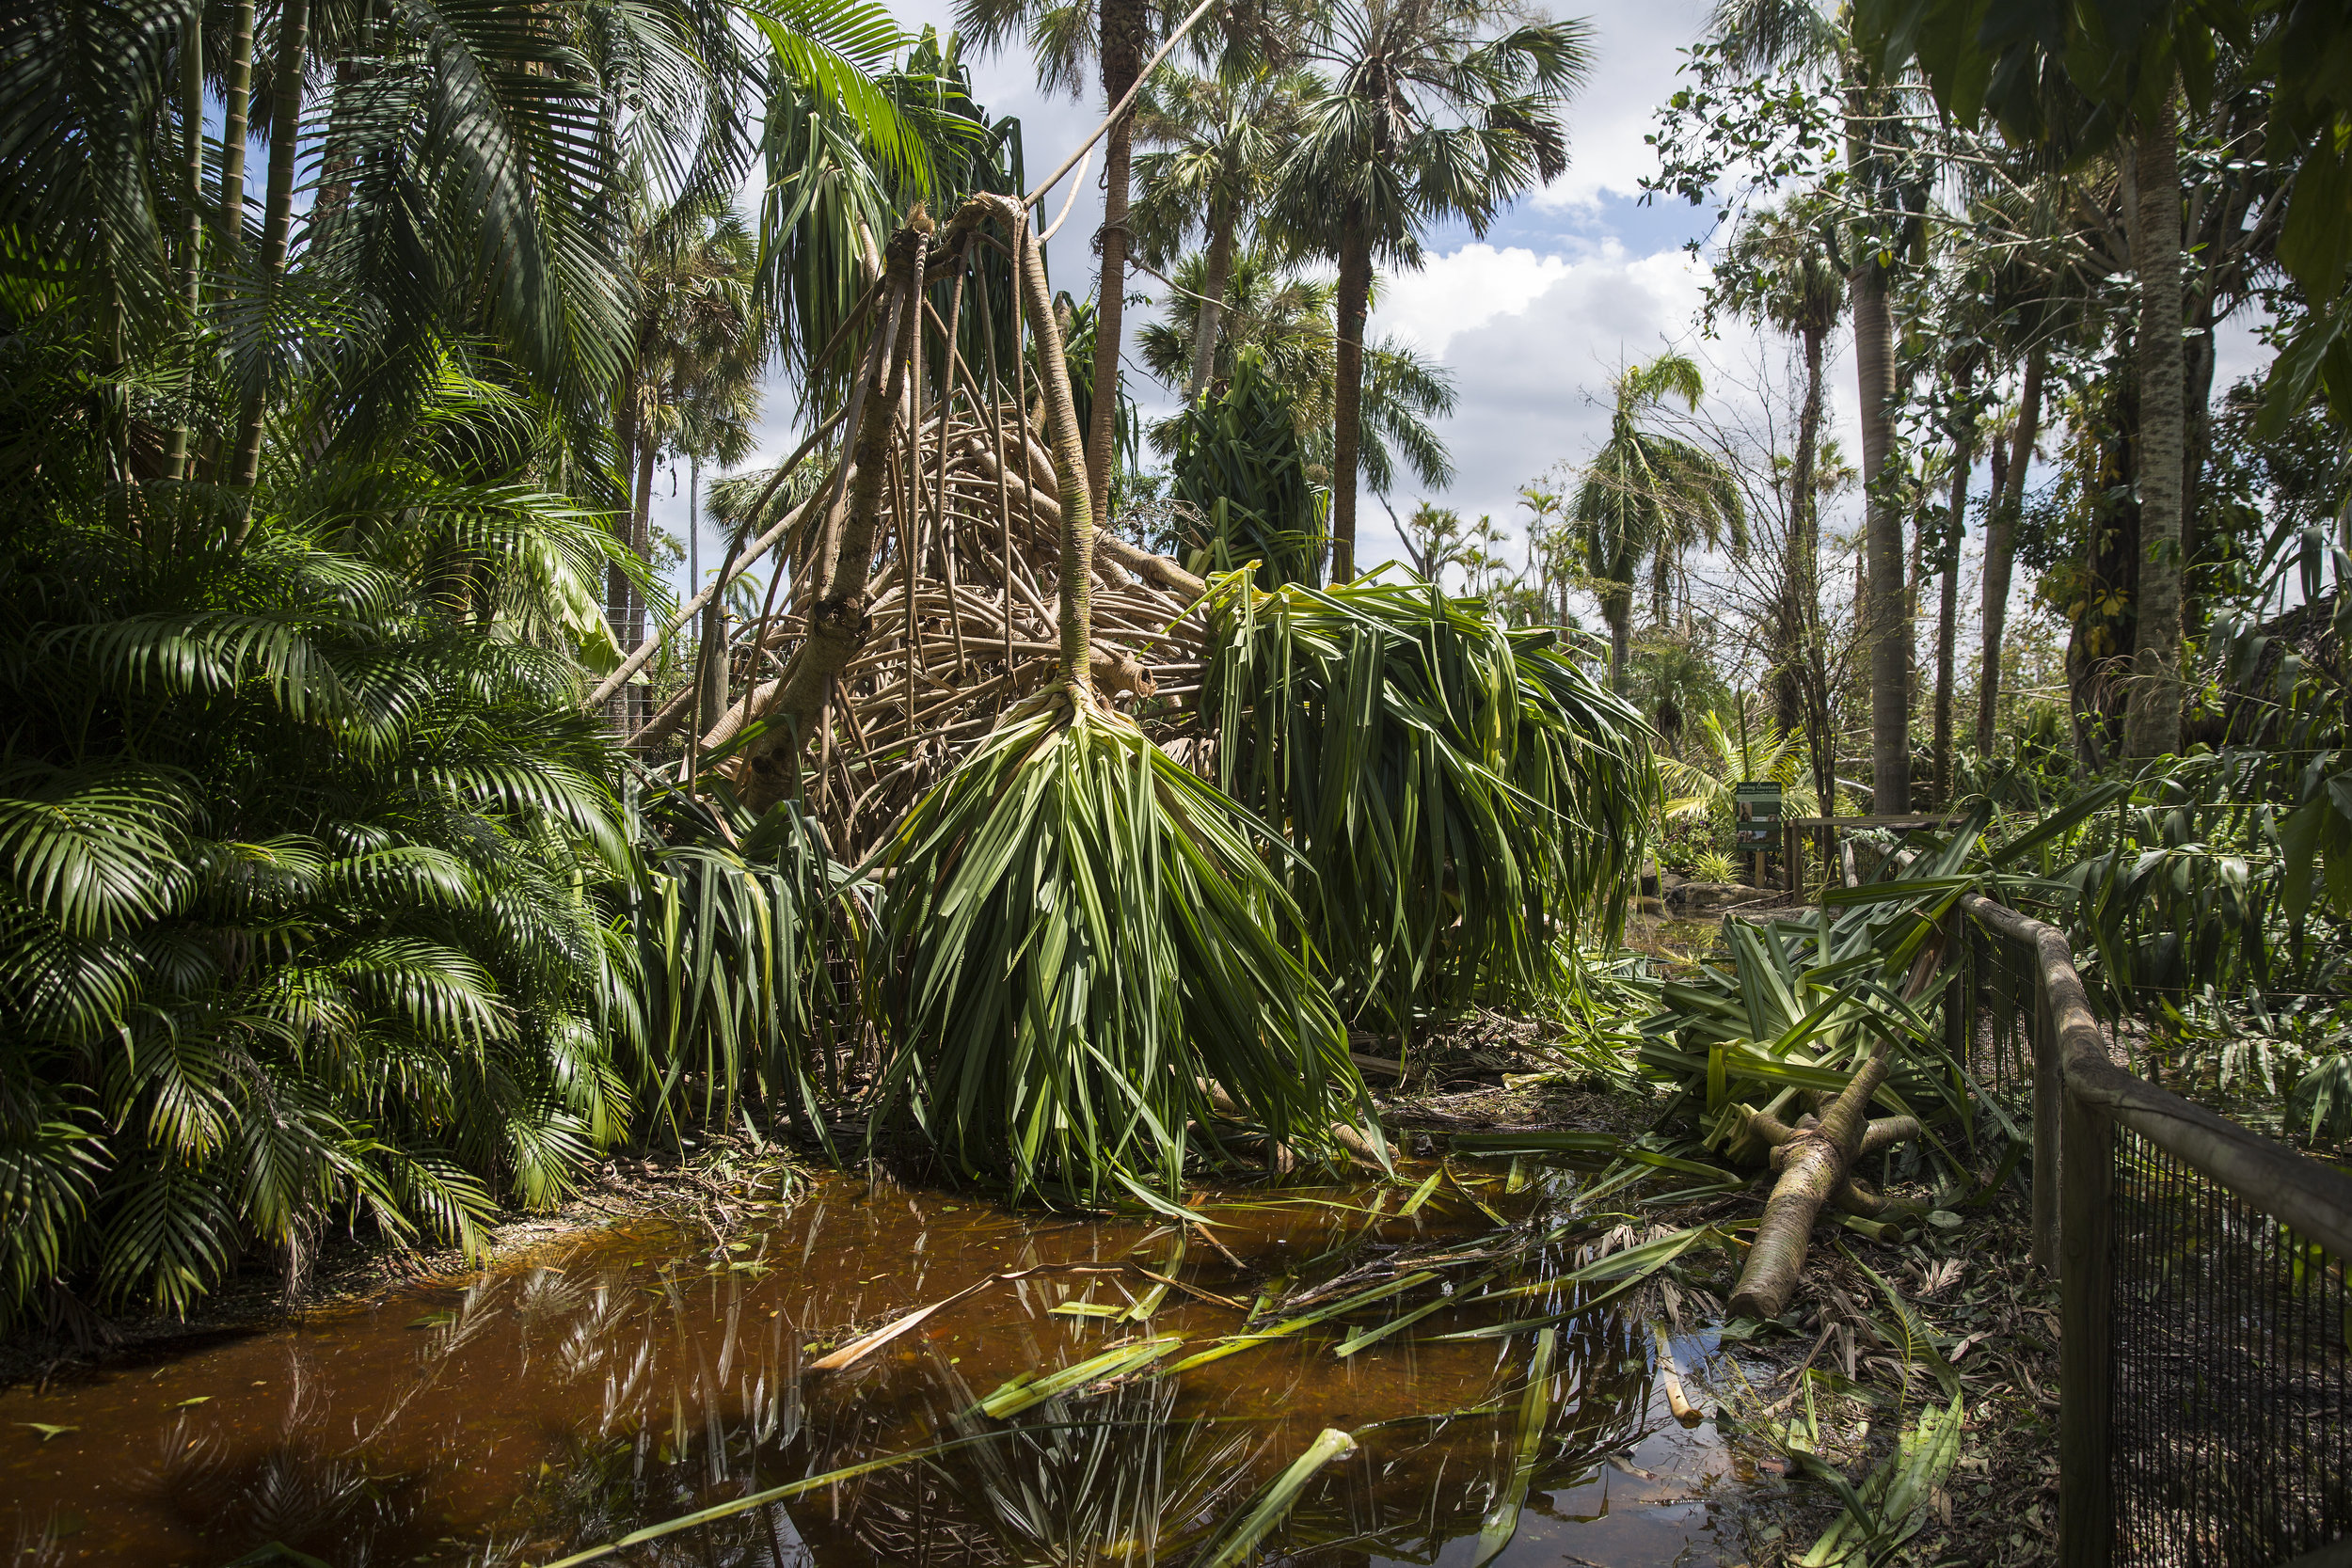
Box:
2109;1126;2352;1566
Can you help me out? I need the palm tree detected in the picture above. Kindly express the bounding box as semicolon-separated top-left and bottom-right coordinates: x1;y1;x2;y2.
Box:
1571;354;1744;692
956;0;1203;530
1715;196;1843;744
1707;0;1919;808
1138;246;1457;509
1131;60;1311;402
1268;0;1592;582
611;198;764;721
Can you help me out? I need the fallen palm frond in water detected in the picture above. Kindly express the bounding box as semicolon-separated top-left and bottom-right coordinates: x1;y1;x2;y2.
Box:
1471;1324;1558;1567
971;1336;1184;1418
1190;1426;1362;1568
808;1261;1128;1370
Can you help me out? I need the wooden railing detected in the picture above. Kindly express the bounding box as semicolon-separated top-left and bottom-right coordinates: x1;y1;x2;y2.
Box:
1953;895;2352;1566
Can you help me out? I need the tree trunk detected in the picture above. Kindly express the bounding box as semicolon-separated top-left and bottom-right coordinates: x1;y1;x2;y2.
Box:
1608;602;1629;694
230;0;311;489
1776;325;1826;742
1330;214;1372;585
2123;96;2185;759
165;17;204;482
1729;1048;1891;1320
738;219;932;811
628;436;657;658
1184;209;1237;404
1085;0;1148;531
1929;366;1966;799
610;385;638;649
219;1;255;250
1976;349;2042;756
1853;260;1908;811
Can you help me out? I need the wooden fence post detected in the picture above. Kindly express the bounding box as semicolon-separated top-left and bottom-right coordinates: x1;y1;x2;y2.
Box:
2058;1085;2115;1567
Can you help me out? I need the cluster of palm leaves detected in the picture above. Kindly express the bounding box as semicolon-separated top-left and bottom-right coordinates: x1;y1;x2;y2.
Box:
1199;574;1658;1038
1163;352;1327;587
870;691;1363;1204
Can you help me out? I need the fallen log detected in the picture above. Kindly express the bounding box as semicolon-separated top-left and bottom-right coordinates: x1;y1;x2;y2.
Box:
1726;931;1946;1320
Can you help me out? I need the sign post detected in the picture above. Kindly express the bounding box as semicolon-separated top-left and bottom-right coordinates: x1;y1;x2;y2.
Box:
1734;781;1784;890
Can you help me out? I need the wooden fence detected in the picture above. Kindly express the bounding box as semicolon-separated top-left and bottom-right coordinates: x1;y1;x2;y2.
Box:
1954;895;2352;1566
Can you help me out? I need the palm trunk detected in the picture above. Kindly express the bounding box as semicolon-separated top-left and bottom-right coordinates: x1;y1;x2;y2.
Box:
2123;97;2185;759
1608;601;1629;694
1931;372;1972;802
1331;214;1372;585
1976;349;2041;755
230;0;312;489
1084;0;1147;531
220;1;255;248
1184;209;1237;404
165;18;204;481
1777;325;1826;740
739;218;932;810
629;438;657;651
610;387;638;647
1853;259;1908;812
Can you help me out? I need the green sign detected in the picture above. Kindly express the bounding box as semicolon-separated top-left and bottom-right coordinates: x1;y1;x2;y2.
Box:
1733;781;1783;854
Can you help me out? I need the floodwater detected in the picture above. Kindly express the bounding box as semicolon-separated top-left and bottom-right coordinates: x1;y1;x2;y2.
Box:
0;1163;1762;1567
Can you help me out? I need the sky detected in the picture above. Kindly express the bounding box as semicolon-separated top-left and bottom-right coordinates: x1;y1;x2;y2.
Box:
658;0;2275;649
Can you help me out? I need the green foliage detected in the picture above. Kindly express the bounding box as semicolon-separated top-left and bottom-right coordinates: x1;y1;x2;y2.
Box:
1200;573;1658;1037
870;693;1367;1205
1166;354;1327;588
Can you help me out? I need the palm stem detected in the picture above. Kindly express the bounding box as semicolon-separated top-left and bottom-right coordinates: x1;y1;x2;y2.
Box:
230;0;312;489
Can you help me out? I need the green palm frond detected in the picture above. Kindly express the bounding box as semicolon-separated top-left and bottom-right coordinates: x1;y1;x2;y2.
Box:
1200;572;1657;1036
873;693;1366;1204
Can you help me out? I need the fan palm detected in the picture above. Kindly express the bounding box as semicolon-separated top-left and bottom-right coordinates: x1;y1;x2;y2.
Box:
1266;0;1592;581
1570;354;1743;692
1130;59;1312;402
1139;247;1456;506
954;0;1207;527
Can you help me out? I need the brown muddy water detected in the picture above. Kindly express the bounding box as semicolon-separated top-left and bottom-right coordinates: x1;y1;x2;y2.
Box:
0;1162;1767;1567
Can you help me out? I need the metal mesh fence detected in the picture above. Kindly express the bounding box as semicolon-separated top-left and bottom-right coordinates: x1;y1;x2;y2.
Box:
1962;906;2352;1567
2109;1127;2351;1566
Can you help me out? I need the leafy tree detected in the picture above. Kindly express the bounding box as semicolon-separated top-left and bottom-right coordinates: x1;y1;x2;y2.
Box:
1132;59;1312;402
1138;245;1456;503
1268;0;1590;582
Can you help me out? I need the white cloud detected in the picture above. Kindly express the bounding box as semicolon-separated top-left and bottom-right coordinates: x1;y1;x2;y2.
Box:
1357;236;1719;570
1530;0;1712;211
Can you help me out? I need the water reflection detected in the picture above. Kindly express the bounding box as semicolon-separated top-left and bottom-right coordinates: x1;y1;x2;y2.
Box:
0;1170;1740;1567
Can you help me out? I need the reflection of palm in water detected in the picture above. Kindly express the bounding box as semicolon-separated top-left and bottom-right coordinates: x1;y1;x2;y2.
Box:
38;1239;1667;1566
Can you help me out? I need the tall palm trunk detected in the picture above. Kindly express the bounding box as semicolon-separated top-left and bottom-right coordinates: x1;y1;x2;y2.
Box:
629;438;657;650
1853;258;1907;811
166;18;203;481
1976;349;2042;755
1330;213;1372;585
1776;324;1825;737
230;0;313;489
2123;96;2185;759
220;1;255;245
1085;0;1147;529
1931;362;1974;801
1184;209;1237;403
610;386;639;648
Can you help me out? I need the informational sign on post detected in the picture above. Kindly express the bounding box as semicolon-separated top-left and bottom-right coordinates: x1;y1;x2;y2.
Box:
1733;781;1783;855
